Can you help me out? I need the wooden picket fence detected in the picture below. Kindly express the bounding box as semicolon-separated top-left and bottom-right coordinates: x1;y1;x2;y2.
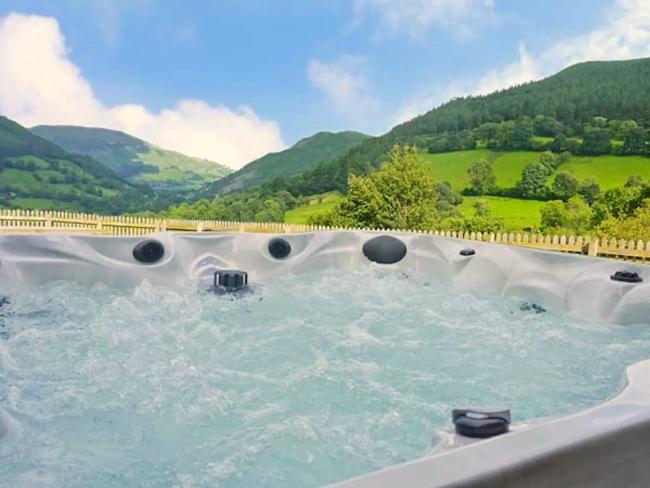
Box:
0;209;649;261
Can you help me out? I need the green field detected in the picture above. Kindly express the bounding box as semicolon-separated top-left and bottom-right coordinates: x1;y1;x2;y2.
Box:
419;150;650;190
459;196;546;230
419;150;539;189
286;150;649;231
8;197;81;211
285;192;544;231
561;155;650;189
284;192;344;224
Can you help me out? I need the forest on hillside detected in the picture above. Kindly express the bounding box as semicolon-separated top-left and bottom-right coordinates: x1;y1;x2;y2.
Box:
327;60;650;194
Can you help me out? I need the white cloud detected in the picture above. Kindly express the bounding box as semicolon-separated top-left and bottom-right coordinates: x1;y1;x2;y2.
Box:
473;43;541;95
473;0;650;95
307;56;380;123
353;0;495;38
393;0;650;124
0;13;285;169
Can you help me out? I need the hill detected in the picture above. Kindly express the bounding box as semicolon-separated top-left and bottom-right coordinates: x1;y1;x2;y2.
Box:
199;131;369;196
31;125;232;193
0;116;152;213
299;58;650;194
419;150;650;191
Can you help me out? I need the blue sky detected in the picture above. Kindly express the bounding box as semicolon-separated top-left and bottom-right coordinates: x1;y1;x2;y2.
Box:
1;0;649;168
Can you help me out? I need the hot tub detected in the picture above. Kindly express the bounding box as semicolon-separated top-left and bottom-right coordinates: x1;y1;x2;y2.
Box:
0;231;649;487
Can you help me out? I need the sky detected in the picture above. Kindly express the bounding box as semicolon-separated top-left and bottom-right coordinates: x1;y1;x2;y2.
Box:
0;0;649;169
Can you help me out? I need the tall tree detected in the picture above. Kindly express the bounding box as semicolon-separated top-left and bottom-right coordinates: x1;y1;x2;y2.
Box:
578;177;601;205
550;133;568;152
552;173;579;200
623;127;648;154
315;145;440;230
581;128;612;155
519;162;551;199
540;196;593;234
467;159;497;195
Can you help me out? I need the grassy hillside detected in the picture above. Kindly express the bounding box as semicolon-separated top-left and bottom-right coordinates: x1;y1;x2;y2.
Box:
284;192;345;224
31;125;231;192
0;116;150;213
560;155;650;190
420;150;650;191
284;191;544;231
343;58;650;174
202;131;369;195
458;196;545;230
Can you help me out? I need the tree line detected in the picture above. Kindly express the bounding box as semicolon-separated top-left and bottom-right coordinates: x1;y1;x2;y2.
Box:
426;115;649;156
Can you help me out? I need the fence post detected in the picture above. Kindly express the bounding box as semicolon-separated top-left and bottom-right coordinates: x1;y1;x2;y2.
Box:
587;238;599;257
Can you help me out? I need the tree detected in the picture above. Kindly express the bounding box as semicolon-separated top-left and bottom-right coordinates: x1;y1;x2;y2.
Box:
578;177;601;205
540;196;593;234
596;199;650;240
556;151;572;165
473;199;490;217
539;151;558;171
467;159;497;195
581;128;612;155
591;116;608;128
315;145;440;230
512;118;534;149
494;121;515;149
552;173;579;200
255;199;284;222
550;133;568;152
623;127;647;154
592;185;649;223
519;162;551;199
610;119;638;139
533;115;562;137
477;122;499;146
539;200;566;230
434;181;463;213
625;175;646;188
440;199;504;233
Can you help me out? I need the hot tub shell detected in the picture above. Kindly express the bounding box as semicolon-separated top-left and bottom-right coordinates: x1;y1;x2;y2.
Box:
1;231;650;488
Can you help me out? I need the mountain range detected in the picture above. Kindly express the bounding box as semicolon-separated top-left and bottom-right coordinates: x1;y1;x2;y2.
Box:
2;57;650;216
0;116;146;213
31;125;232;193
0;117;371;213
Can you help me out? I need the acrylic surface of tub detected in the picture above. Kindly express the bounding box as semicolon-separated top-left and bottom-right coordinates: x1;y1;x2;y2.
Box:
1;231;650;488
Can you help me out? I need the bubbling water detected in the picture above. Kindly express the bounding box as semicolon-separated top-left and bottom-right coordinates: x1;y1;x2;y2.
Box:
1;269;650;487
